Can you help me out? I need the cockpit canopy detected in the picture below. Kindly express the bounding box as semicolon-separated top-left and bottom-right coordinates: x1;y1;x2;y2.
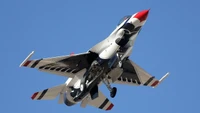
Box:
117;15;132;26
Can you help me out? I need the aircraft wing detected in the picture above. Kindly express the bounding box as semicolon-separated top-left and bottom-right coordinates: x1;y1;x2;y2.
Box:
87;90;114;111
113;59;169;88
19;51;95;78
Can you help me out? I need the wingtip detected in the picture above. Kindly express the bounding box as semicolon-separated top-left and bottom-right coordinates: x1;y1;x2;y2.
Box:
106;103;114;111
19;51;35;67
31;50;35;53
152;72;169;88
166;72;170;75
30;51;35;55
151;80;159;87
159;72;170;82
31;92;38;100
23;60;32;67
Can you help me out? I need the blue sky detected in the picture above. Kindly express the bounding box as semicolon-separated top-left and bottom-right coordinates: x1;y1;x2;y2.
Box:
1;0;200;113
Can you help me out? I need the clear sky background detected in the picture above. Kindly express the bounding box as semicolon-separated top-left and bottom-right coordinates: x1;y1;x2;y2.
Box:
1;0;199;113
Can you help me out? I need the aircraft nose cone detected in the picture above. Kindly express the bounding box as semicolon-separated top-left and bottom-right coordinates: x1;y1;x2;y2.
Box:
134;9;150;22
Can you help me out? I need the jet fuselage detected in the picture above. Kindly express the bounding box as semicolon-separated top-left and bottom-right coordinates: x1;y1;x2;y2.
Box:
64;9;150;104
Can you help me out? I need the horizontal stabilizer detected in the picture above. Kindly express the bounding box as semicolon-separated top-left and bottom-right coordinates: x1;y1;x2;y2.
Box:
31;84;66;100
88;90;114;111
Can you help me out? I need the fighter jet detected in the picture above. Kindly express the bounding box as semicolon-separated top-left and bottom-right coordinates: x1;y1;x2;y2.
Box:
20;9;169;111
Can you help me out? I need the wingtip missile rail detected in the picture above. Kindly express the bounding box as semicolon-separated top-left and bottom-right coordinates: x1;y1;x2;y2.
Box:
152;72;170;88
19;51;35;67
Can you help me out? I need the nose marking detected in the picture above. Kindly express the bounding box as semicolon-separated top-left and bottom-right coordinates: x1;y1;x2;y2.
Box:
133;9;150;22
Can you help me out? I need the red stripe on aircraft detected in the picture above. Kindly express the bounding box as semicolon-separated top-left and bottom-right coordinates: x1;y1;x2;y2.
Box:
70;52;74;56
106;103;114;110
31;92;39;100
151;80;159;87
23;60;31;67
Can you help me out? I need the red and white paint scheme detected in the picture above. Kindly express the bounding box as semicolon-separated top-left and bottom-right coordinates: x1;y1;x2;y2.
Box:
19;9;169;111
96;9;150;60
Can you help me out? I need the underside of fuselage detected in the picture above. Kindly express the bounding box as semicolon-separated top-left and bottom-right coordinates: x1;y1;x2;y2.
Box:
68;14;145;102
68;54;119;102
